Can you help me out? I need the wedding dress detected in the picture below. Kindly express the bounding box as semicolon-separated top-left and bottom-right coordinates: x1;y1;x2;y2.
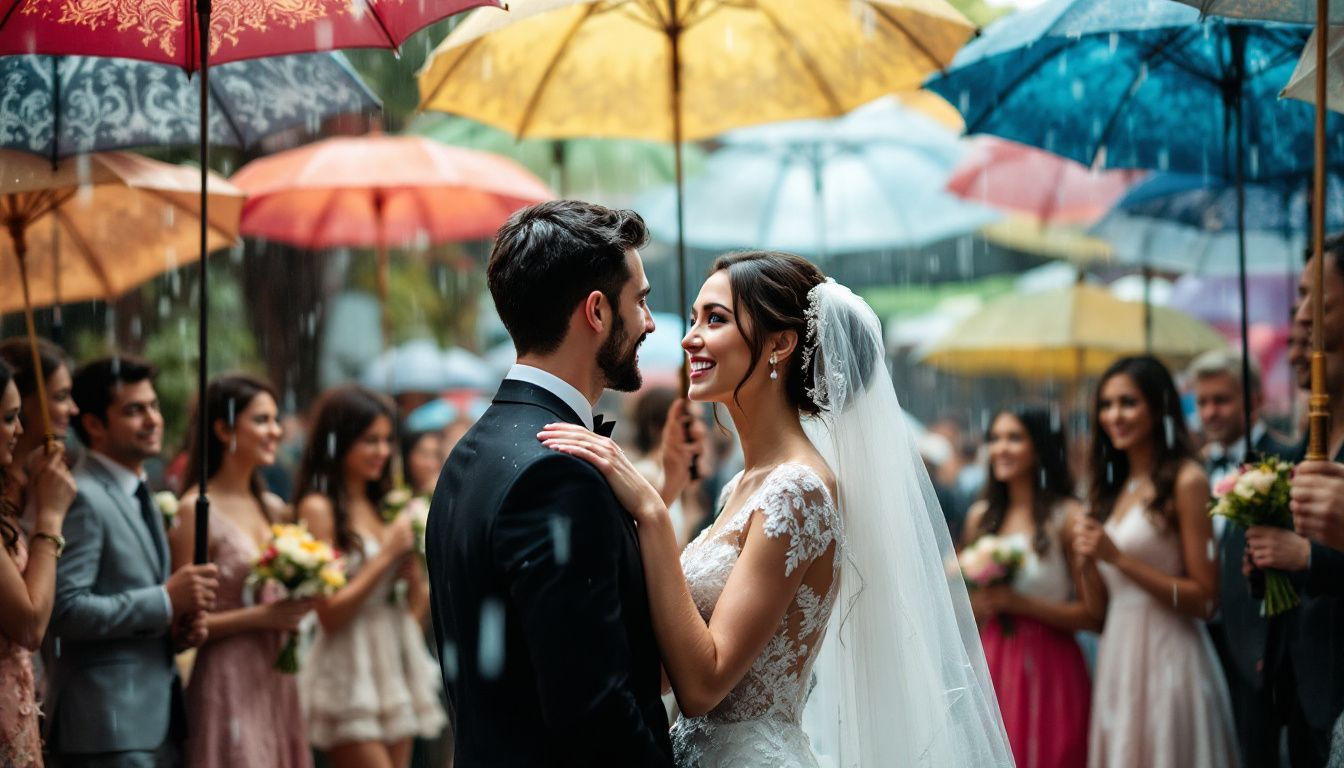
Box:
670;279;1014;767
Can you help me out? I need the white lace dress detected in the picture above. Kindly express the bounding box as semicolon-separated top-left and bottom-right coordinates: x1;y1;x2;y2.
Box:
672;462;843;768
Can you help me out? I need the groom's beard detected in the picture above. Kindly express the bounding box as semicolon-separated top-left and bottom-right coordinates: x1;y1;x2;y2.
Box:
598;312;645;393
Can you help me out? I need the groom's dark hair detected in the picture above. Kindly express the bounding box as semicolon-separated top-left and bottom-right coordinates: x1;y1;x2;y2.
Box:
488;200;649;355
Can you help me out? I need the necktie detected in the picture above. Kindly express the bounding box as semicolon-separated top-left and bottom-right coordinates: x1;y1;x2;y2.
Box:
134;482;165;570
593;414;616;438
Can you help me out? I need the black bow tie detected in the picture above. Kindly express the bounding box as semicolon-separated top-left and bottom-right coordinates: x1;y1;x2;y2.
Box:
593;414;616;438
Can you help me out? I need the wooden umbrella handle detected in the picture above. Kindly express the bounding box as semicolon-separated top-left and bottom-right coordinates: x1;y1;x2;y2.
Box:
9;219;57;452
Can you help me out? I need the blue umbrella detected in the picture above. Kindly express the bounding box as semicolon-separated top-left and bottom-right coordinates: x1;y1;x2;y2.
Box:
635;99;1000;257
928;0;1344;459
0;52;379;163
1093;172;1344;275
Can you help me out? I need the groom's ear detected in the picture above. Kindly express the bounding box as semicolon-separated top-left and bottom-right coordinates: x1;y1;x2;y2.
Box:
580;290;608;334
771;329;800;364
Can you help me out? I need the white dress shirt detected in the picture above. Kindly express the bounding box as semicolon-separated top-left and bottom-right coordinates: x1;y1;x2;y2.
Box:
85;450;174;624
505;364;596;431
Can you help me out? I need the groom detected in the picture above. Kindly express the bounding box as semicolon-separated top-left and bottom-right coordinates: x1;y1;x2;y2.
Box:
427;200;681;766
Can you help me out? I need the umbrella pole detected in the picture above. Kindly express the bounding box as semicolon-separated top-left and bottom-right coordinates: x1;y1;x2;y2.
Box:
668;1;697;481
1307;0;1331;461
194;0;212;566
6;219;57;449
1231;27;1255;463
1142;266;1153;353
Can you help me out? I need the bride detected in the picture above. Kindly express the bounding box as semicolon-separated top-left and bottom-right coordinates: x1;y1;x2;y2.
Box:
539;251;1013;767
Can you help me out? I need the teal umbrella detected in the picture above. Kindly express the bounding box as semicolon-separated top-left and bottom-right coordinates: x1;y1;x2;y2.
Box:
408;113;704;205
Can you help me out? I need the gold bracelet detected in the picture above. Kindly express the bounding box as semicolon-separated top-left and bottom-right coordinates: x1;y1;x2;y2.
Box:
31;532;65;558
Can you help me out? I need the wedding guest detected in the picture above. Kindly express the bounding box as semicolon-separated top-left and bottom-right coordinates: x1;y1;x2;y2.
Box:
630;387;708;546
45;356;218;767
963;407;1094;768
0;338;80;498
1185;349;1293;768
1246;234;1344;767
0;359;76;767
401;430;443;499
168;374;312;767
1074;355;1238;768
295;386;445;768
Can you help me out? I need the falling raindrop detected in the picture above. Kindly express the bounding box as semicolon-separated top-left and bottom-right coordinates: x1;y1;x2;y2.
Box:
441;641;459;682
327;431;337;458
549;514;572;565
1163;416;1175;448
1106;461;1114;484
1206;539;1216;562
478;597;506;680
315;20;334;51
130;316;142;340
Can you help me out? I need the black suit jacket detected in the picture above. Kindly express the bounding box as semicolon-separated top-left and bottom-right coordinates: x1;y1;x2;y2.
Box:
1215;430;1297;690
1265;438;1344;731
426;379;674;767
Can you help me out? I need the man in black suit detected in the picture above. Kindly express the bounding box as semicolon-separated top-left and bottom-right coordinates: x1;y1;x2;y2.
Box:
427;200;687;766
1188;349;1294;767
1245;234;1344;767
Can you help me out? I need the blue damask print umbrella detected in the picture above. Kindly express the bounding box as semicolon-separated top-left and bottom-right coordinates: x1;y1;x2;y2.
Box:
0;52;379;164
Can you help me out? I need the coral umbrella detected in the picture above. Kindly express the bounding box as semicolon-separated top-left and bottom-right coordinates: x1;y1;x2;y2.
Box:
231;133;554;344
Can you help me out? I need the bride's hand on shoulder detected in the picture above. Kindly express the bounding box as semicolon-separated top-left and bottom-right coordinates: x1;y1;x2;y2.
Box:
538;423;666;525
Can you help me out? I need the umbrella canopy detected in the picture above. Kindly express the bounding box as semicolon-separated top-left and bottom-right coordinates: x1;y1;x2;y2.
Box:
0;0;501;70
0;150;243;314
946;136;1145;226
634;98;1000;255
1283;27;1344;114
417;0;975;143
1172;0;1344;23
919;282;1228;380
408;114;705;204
230;134;555;249
0;52;378;160
927;0;1343;180
360;340;494;394
1091;172;1344;275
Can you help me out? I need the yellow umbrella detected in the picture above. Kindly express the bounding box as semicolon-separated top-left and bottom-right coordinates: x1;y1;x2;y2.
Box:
418;0;975;353
1;150;244;440
979;216;1115;266
919;282;1227;381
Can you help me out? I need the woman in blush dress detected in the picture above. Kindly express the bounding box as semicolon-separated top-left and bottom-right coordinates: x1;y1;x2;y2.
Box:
296;386;445;768
0;359;76;767
963;407;1095;768
169;374;313;767
1074;356;1238;768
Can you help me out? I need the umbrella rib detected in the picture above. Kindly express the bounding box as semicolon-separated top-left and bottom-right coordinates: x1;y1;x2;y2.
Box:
515;5;602;137
306;189;349;250
868;3;954;79
752;4;846;115
137;184;233;243
204;74;248;148
51;207;117;297
1084;29;1193;169
367;5;401;51
961;43;1068;135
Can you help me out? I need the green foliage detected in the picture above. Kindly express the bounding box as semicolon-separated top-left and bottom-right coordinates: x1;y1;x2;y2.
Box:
345;247;486;349
343;19;459;131
72;266;260;452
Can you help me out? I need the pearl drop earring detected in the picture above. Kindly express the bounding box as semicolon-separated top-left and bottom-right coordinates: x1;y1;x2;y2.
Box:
770;354;779;380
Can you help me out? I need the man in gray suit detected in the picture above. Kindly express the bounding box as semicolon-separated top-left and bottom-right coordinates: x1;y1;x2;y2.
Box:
44;356;218;768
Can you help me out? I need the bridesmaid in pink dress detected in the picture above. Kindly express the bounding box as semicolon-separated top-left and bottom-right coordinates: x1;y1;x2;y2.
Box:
0;360;76;767
963;407;1096;768
169;374;313;768
1074;356;1238;768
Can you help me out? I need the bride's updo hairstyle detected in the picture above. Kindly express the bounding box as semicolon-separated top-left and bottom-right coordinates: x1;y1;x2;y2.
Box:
710;251;824;415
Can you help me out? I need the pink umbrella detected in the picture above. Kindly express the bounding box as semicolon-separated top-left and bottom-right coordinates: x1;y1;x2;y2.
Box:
231;133;554;342
947;136;1145;226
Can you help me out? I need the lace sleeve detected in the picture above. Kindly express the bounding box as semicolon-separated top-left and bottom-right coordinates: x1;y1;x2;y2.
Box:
755;464;840;577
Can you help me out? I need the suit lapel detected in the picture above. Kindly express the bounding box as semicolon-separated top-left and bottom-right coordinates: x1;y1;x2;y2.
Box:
86;460;163;575
493;379;585;427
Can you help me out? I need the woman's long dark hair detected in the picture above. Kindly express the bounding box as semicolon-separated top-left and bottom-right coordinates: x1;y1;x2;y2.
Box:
295;386;395;555
976;407;1075;555
184;374;278;522
1088;356;1197;528
0;360;18;553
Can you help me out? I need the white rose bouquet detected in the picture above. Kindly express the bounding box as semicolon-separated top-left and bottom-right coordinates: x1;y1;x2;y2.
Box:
958;534;1026;635
1210;457;1299;616
248;523;347;672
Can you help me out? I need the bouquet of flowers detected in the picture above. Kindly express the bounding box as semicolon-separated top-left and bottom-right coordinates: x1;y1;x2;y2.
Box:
248;523;347;672
382;490;431;604
959;534;1026;635
1210;457;1300;617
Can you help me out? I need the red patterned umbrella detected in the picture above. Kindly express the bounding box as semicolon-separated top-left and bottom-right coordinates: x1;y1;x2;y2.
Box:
0;1;499;70
0;0;498;563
